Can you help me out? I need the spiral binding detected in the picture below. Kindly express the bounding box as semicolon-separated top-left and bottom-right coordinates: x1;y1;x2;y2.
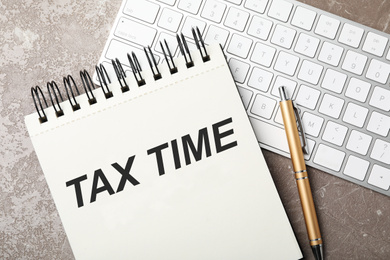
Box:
31;86;48;123
160;39;177;74
111;58;129;93
31;27;210;123
47;81;64;117
63;75;81;111
177;33;194;68
144;46;162;81
95;64;113;99
128;52;146;87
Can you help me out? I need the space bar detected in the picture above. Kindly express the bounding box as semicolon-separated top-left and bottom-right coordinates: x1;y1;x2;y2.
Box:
248;117;289;154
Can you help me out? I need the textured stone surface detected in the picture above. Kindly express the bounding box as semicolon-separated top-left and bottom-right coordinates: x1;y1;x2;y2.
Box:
0;0;389;259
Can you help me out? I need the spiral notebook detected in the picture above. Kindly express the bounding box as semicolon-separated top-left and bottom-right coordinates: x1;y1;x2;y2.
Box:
25;34;302;259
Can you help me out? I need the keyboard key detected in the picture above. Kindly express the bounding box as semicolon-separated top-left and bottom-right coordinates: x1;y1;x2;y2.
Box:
295;85;320;110
201;0;226;23
345;78;371;102
387;48;390;60
298;60;323;85
247;16;273;41
250;42;276;67
369;86;390;111
157;0;176;5
248;67;274;92
343;155;369;181
367;111;390;137
274;107;283;125
229;58;250;83
346;130;372;155
182;40;197;51
225;0;242;4
341;50;368;75
244;0;269;14
271;24;296;49
184;39;199;52
338;23;364;48
248;117;289;153
321;69;347;94
302;112;324;137
319;94;344;119
251;94;277;119
343;103;368;128
158;8;183;32
227;34;253;58
291;6;316;31
205;25;229;48
314;144;345;171
274;51;299;76
267;0;293;22
318;41;344;66
105;40;159;70
123;0;160;24
237;86;253;109
155;33;178;54
314;15;340;39
115;18;157;47
303;139;316;161
271;76;297;98
370;139;390;164
294;33;320;58
178;0;203;14
362;32;388;57
181;17;206;38
322;121;348;146
224;7;250;32
368;165;390;190
96;61;123;85
365;59;390;84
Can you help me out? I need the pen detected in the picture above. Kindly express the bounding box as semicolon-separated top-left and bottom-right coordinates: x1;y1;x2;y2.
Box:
278;86;324;260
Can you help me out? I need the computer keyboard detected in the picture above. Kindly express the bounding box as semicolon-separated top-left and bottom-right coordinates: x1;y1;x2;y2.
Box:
96;0;390;197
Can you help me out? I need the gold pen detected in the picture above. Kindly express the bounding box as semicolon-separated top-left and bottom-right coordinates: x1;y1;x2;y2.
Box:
278;86;324;260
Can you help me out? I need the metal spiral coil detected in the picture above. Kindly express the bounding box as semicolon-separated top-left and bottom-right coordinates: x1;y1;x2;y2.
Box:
30;27;210;123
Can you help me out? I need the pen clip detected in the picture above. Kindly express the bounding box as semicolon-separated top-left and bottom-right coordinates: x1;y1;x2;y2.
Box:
292;101;309;155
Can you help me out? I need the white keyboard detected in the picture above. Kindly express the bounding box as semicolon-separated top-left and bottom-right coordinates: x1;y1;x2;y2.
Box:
97;0;390;197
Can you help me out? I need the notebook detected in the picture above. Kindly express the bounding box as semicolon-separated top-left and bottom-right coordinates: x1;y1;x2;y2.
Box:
25;36;302;259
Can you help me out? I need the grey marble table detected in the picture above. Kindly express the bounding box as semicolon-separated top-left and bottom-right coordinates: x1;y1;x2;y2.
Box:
1;0;389;259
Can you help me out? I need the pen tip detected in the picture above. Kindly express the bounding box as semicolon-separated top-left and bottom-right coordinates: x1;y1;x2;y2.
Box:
278;86;288;101
311;244;324;260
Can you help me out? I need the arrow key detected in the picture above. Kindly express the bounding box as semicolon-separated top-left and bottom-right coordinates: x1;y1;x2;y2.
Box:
368;165;390;190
